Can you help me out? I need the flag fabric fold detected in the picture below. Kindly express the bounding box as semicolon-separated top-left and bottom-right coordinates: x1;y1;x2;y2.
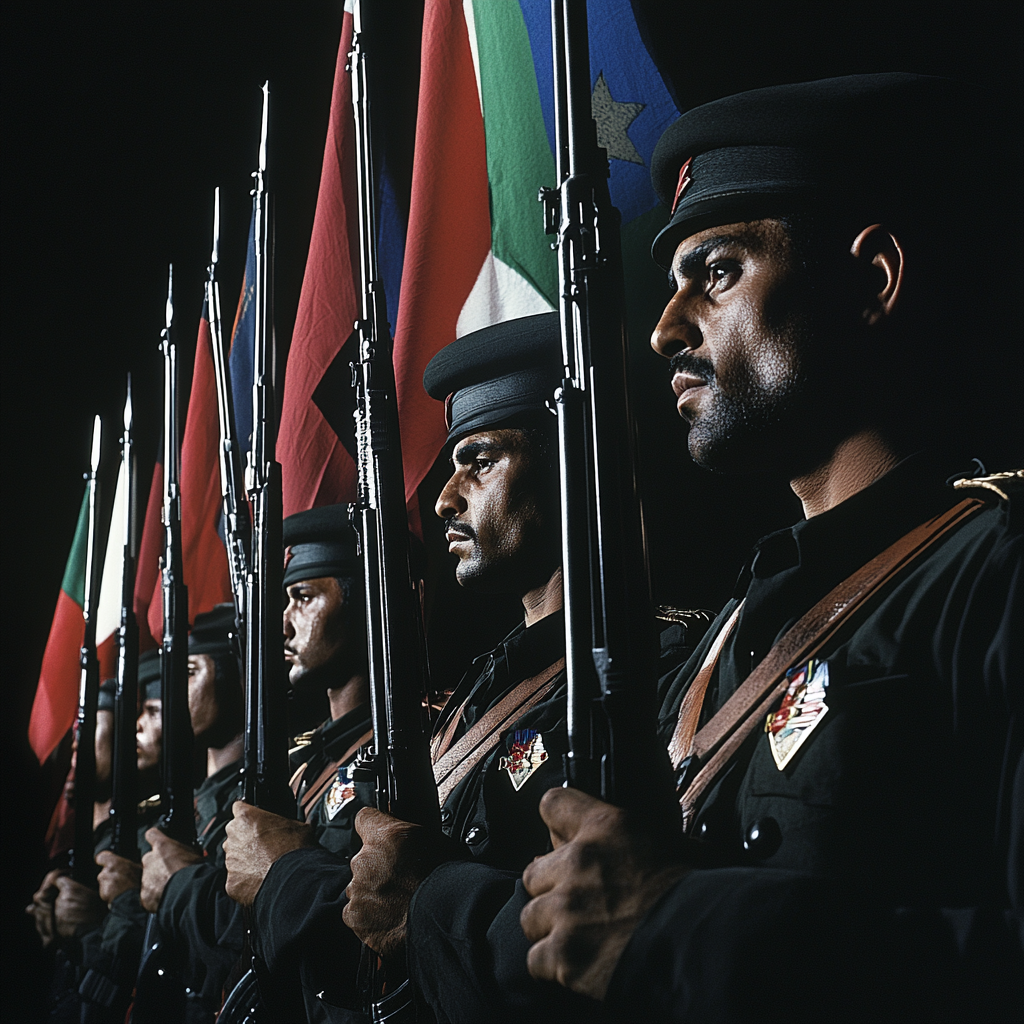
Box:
29;489;89;763
134;452;163;652
146;302;233;641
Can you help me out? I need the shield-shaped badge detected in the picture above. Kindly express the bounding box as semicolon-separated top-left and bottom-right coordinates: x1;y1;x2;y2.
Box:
324;767;357;820
497;729;548;791
765;659;829;770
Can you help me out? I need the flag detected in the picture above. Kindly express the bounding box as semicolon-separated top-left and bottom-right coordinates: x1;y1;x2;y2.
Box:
135;451;163;652
94;457;127;682
29;488;89;763
277;9;360;517
147;300;234;642
393;0;679;500
229;212;256;457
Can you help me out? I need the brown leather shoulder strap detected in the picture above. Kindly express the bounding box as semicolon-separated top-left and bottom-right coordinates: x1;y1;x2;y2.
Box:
299;729;373;821
666;602;743;769
678;497;983;830
289;761;309;799
433;658;565;808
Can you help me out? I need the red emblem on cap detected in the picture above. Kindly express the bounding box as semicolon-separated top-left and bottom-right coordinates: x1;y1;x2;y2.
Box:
671;157;693;215
444;393;455;431
283;545;294;571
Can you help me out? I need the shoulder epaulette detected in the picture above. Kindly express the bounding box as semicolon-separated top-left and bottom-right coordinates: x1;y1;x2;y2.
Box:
952;469;1023;502
655;606;716;627
137;794;161;811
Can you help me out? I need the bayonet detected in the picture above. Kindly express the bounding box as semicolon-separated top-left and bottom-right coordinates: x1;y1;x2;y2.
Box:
109;378;140;860
70;414;105;883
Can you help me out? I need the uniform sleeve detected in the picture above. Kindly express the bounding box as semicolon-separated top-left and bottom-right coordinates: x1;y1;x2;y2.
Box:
407;861;601;1024
77;889;149;1019
251;845;365;1014
606;865;1024;1022
157;861;246;1011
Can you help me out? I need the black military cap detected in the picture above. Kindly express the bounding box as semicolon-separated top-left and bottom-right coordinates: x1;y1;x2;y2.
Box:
282;504;361;588
422;313;561;443
650;73;972;268
139;649;162;703
189;603;238;657
98;678;117;713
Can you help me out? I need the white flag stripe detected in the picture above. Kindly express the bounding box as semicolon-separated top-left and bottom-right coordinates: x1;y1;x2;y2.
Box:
456;250;555;339
95;458;126;646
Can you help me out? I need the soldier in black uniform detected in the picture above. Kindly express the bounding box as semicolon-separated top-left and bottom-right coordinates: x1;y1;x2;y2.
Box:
222;505;375;1021
30;652;164;1022
126;605;245;1022
341;314;709;1021
516;74;1023;1022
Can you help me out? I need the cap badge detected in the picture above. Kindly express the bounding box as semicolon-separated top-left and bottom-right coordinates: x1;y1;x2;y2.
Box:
444;393;455;431
324;768;357;820
498;729;548;791
671;157;693;215
765;659;829;770
283;545;294;572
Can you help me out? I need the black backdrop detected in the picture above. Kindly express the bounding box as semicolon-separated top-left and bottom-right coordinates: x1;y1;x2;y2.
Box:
2;3;1020;1017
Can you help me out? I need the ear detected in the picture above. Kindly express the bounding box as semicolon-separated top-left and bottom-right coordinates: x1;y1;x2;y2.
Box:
850;224;904;326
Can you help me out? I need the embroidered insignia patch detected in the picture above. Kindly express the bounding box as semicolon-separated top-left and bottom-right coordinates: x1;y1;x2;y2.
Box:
324;769;357;820
498;729;548;791
765;659;830;770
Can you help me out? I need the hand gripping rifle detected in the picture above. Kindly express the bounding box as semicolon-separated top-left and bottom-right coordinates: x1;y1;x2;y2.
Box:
109;380;140;861
207;187;250;651
349;2;440;1017
541;1;673;822
240;82;292;818
69;415;105;884
133;267;196;1023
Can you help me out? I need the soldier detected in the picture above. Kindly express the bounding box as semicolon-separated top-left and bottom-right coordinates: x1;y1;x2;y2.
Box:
517;74;1022;1022
339;314;707;1020
222;505;376;1019
122;604;246;1022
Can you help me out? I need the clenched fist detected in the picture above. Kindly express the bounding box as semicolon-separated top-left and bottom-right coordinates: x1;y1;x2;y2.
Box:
95;851;142;905
224;801;317;907
141;829;203;912
26;870;65;947
342;808;449;959
53;875;107;939
520;787;688;1001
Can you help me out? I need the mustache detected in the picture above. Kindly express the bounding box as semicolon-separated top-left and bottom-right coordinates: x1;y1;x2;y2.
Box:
444;516;476;541
669;350;715;383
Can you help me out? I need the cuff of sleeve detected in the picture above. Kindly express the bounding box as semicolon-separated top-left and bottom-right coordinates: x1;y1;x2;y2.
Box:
156;862;212;937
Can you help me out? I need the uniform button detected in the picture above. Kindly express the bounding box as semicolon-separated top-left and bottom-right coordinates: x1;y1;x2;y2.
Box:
743;817;781;858
463;824;487;845
698;821;710;839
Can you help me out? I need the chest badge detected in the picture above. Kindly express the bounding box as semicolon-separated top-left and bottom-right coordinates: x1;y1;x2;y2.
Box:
324;768;357;820
765;659;830;770
498;729;548;791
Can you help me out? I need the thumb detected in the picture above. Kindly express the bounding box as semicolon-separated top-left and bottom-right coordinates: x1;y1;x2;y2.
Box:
537;786;605;847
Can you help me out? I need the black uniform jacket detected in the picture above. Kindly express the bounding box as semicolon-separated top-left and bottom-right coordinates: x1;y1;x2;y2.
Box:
407;609;705;1023
250;704;374;1022
66;803;161;1022
607;454;1023;1022
156;759;244;1021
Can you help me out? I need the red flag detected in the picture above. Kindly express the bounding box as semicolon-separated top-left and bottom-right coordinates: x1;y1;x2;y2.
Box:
147;308;233;640
134;456;163;651
278;11;360;517
392;0;491;502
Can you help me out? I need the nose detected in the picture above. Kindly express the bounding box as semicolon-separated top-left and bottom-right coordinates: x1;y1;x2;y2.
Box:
282;603;295;639
435;471;467;521
651;287;702;359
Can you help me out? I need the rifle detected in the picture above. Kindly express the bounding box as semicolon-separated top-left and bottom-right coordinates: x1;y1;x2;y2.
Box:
207;186;250;652
69;415;105;884
542;1;671;818
109;380;140;860
132;267;194;1023
241;82;291;817
157;263;198;844
349;3;439;1017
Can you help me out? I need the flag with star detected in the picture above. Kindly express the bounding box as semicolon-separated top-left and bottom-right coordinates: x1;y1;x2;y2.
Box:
393;0;679;501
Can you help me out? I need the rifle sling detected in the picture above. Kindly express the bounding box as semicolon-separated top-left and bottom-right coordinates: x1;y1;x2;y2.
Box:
433;658;565;808
295;730;373;821
673;496;984;830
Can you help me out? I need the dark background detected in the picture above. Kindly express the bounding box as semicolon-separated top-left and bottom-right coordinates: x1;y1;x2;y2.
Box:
2;2;1020;1018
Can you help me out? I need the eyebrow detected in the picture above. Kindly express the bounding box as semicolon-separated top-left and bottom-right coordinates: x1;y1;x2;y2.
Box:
669;234;749;289
452;438;509;467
